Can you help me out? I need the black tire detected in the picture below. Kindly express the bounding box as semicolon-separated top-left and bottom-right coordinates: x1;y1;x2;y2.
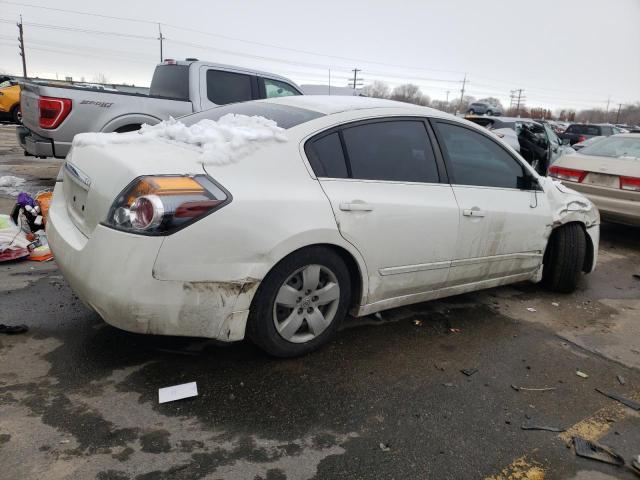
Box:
468;109;475;115
11;105;21;124
247;246;351;357
115;124;141;133
542;223;586;293
486;110;493;116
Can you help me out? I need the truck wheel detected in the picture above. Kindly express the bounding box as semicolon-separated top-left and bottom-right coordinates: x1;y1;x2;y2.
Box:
542;223;586;293
247;246;351;357
11;105;21;124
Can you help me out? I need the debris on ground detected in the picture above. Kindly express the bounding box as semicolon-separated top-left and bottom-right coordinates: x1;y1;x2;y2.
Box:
413;319;423;326
521;423;566;432
0;324;29;335
576;370;589;379
442;383;455;388
573;436;624;466
595;388;640;411
617;375;626;385
461;368;478;377
158;381;198;404
0;214;31;262
449;328;461;333
551;302;560;307
379;442;391;452
511;385;557;392
526;307;537;312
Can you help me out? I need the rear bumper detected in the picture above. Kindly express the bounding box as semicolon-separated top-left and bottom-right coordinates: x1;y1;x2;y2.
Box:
559;181;640;226
16;125;71;158
47;183;259;341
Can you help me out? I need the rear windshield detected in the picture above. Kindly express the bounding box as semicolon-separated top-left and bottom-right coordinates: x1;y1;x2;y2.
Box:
180;102;325;129
579;136;640;159
149;65;190;100
566;124;601;135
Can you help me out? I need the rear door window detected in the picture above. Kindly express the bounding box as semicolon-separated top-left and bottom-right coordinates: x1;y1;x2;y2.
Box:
434;122;525;189
341;121;439;183
306;133;349;178
206;70;254;105
149;65;190;100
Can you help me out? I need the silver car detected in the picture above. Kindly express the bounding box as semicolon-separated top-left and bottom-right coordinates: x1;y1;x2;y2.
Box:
550;134;640;226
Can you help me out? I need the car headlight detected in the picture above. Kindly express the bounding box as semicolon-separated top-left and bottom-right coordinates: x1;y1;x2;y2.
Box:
105;175;230;235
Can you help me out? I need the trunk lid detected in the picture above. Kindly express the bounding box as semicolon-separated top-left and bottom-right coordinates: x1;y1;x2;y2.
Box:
60;141;207;238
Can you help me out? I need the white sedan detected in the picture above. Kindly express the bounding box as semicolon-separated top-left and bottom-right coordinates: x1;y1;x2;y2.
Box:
48;96;600;357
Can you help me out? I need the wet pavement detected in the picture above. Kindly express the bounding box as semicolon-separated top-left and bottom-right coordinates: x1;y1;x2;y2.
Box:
1;124;640;479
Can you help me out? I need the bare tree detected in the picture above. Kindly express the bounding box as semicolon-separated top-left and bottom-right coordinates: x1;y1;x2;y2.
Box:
92;73;109;84
390;84;430;106
362;80;390;99
430;99;451;113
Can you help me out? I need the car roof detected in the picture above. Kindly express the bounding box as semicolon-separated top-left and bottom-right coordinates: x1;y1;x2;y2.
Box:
169;60;300;85
259;95;444;116
465;115;540;124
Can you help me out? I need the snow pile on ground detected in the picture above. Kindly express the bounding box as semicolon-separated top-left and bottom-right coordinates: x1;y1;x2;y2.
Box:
0;175;26;195
73;114;287;165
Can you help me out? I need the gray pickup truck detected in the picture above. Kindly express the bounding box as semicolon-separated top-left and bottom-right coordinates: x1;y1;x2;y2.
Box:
17;59;303;158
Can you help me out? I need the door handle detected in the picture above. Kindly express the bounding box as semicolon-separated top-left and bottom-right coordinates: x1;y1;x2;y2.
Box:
463;208;486;217
339;202;373;212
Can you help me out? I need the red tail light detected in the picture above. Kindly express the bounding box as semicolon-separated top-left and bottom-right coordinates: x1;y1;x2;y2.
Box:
577;135;587;143
39;96;72;129
549;166;587;183
620;176;640;192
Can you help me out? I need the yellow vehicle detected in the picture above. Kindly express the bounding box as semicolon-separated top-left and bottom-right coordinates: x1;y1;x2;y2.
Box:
0;80;21;124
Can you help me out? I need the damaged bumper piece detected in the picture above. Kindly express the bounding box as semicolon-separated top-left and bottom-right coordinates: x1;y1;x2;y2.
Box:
47;191;260;342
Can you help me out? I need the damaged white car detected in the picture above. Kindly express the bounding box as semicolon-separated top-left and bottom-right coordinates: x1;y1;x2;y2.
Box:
47;96;600;357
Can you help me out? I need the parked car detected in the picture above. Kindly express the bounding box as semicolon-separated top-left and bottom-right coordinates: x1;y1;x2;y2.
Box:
0;80;21;124
465;116;574;174
559;123;621;145
573;135;605;151
550;133;640;226
47;96;600;357
17;59;303;158
467;102;502;116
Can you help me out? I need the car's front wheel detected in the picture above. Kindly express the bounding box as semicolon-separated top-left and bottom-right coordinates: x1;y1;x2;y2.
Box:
468;109;475;115
486;110;493;116
542;223;586;293
247;247;351;357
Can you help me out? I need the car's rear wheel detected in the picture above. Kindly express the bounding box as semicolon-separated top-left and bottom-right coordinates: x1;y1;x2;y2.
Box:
486;110;493;116
542;223;586;293
247;247;351;357
11;105;21;124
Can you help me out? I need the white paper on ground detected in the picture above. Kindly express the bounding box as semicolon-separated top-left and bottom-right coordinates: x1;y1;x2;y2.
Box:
158;381;198;403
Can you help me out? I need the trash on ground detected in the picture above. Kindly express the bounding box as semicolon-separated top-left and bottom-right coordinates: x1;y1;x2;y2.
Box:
413;319;423;326
551;302;560;307
617;375;626;385
0;324;29;335
158;381;198;404
521;423;566;432
526;307;537;312
449;328;461;333
576;370;589;379
0;214;31;262
595;388;640;411
379;442;391;452
573;436;624;466
461;368;478;377
442;383;455;388
511;385;557;392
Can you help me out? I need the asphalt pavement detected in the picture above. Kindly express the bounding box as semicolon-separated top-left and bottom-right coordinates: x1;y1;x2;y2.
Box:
1;124;640;480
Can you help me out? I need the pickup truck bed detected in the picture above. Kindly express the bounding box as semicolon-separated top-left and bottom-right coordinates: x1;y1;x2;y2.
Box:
18;82;192;158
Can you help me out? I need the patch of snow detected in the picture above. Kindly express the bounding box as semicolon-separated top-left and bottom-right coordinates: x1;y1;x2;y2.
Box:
0;175;26;195
73;114;287;166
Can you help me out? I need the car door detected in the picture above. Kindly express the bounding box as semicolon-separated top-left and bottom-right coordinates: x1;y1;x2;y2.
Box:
305;118;459;304
198;66;258;110
431;120;552;286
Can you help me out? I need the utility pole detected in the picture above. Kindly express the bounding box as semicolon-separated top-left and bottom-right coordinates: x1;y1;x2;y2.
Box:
510;89;525;116
157;23;164;62
349;68;362;94
615;103;622;124
605;96;611;122
328;68;331;96
17;15;27;78
458;74;467;113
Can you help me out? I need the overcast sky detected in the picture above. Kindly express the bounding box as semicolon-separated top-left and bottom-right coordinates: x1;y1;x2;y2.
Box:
1;0;639;111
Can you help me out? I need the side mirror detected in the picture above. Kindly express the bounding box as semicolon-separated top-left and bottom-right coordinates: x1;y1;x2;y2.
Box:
562;138;570;145
517;173;540;190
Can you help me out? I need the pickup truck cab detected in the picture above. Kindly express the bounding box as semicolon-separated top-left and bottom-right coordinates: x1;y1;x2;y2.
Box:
17;59;303;158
